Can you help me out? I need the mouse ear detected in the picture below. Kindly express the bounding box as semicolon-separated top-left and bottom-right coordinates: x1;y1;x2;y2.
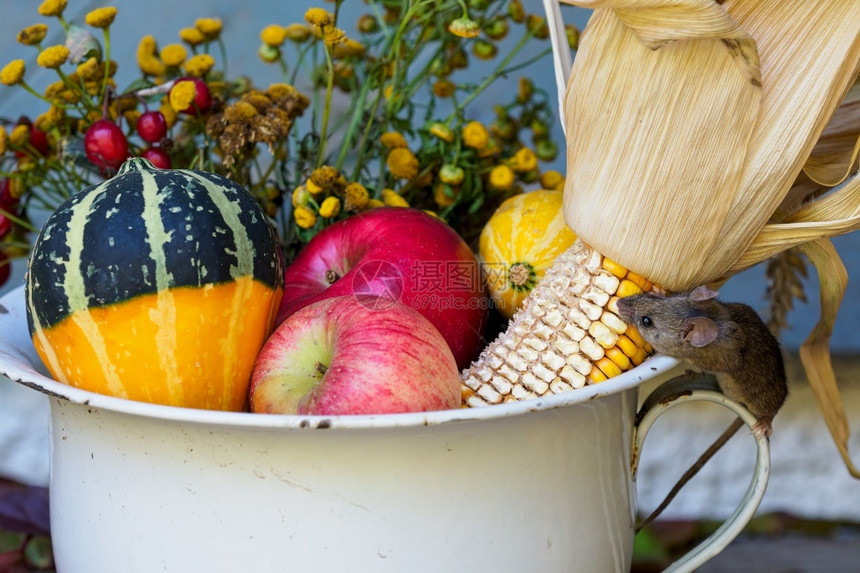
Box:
683;317;719;347
689;285;719;309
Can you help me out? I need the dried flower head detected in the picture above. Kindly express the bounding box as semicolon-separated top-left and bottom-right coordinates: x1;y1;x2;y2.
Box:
0;60;25;86
184;54;215;77
179;27;206;46
462;121;489;150
261;25;288;47
17;24;48;46
85;7;118;29
386;148;419;179
0;127;7;154
432;79;456;98
323;27;347;47
448;17;480;39
380;131;409;149
37;45;69;69
294;206;317;229
319;196;341;218
195;18;222;39
224;101;258;122
38;0;67;17
160;44;188;67
304;8;334;27
344;182;369;211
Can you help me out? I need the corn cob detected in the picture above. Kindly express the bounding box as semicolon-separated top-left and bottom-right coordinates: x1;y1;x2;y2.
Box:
461;240;656;407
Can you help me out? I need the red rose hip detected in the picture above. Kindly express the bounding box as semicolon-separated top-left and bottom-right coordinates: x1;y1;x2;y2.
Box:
136;111;168;143
84;119;130;170
141;147;171;169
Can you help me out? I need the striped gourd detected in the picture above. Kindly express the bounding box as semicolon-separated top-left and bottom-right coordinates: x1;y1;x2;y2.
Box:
25;157;284;411
461;240;655;406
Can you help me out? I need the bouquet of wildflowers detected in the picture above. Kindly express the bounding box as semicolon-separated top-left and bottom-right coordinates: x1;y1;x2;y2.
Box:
0;0;579;288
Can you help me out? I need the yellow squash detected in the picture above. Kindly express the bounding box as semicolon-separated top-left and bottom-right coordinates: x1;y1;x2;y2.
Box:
479;190;577;319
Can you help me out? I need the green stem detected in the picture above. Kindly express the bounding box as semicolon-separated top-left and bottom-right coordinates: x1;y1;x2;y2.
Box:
217;37;228;79
19;81;72;110
350;80;385;182
335;77;371;170
315;44;336;168
100;28;111;108
445;29;535;123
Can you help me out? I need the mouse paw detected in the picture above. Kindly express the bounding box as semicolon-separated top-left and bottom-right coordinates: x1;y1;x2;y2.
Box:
751;418;773;440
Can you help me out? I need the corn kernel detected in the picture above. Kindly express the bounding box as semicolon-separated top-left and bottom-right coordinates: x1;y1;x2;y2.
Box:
605;346;632;370
588;365;608;383
617;279;643;298
616;334;638;358
601;257;628;279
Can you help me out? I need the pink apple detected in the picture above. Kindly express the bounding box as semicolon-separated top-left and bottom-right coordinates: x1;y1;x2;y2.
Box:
250;295;461;415
277;207;487;370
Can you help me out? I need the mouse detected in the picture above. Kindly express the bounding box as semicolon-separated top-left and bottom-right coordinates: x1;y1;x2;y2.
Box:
616;285;789;530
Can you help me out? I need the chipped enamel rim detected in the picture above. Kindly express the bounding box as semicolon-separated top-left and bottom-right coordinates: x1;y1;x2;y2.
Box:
0;285;680;431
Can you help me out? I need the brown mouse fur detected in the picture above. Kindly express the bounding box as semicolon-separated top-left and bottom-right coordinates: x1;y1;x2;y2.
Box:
617;285;788;437
617;285;789;531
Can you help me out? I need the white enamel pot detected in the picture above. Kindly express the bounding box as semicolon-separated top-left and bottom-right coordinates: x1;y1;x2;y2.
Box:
0;286;769;572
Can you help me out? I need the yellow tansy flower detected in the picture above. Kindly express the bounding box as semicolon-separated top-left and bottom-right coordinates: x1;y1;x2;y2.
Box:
428;122;454;143
380;131;408;149
285;23;312;43
333;39;366;58
138;54;166;76
85;7;118;29
305;8;334;27
323;27;346;47
267;83;297;99
160;44;188;67
158;102;178;128
438;164;465;186
195;18;222;39
540;170;565;190
367;198;385;209
319;196;342;218
38;0;67;17
513;147;538;172
488;165;515;191
381;188;409;207
462;121;489;150
0;127;8;154
169;81;197;112
261;25;288;47
517;77;533;103
294;206;317;229
17;24;48;46
179;27;206;46
0;60;25;86
448;17;480;39
76;57;100;81
386;148;419;180
344;182;369;211
9;125;30;148
37;45;69;69
184;54;215;77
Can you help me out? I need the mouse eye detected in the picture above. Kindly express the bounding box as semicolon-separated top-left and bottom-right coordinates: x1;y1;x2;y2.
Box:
640;316;653;328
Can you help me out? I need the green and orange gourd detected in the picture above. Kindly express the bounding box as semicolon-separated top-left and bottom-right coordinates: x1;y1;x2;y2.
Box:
25;158;284;411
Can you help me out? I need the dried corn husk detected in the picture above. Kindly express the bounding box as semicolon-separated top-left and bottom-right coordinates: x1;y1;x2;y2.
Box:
555;1;860;475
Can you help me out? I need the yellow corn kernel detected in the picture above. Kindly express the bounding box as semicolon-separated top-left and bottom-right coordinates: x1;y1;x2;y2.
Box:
632;348;649;366
616;334;638;358
596;356;623;378
588;364;608;383
625;324;647;347
617;279;643;298
605;346;631;371
601;257;628;279
625;270;653;292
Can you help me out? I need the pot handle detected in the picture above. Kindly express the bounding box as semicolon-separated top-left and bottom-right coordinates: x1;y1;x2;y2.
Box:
631;373;770;573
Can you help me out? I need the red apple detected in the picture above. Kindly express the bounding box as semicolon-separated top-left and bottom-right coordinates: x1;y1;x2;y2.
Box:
250;295;461;415
277;207;487;370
